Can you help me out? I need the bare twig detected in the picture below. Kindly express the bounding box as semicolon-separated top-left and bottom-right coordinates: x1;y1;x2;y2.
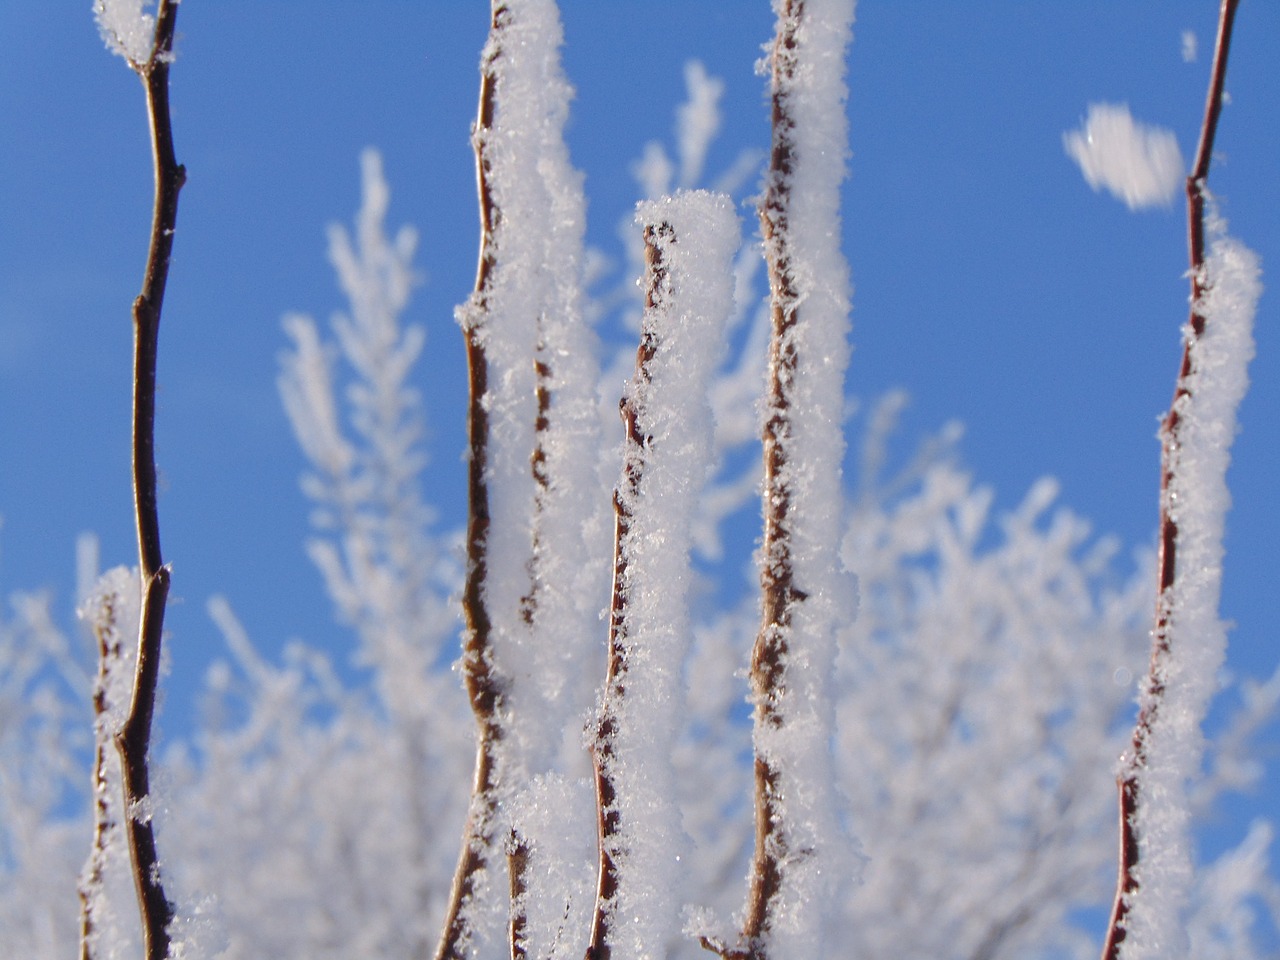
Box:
89;5;188;959
435;5;510;958
1100;2;1240;957
585;222;671;960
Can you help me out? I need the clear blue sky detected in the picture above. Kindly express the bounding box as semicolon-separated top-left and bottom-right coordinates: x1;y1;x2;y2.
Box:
2;0;1277;872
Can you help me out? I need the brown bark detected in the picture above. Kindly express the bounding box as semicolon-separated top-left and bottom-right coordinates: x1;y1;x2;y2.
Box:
713;5;807;959
434;8;509;960
85;5;188;958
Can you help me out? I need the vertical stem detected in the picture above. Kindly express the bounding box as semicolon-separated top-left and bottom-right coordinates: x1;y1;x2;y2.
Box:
93;6;187;959
436;6;509;958
585;223;670;960
1100;3;1239;957
737;4;804;958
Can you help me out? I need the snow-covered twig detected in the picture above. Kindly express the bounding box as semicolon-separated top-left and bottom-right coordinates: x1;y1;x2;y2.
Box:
1101;3;1258;958
437;4;601;958
721;2;857;958
587;194;738;960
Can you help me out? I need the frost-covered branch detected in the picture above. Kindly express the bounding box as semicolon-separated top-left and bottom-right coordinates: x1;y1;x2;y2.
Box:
595;61;767;567
88;4;186;957
721;2;857;958
1102;3;1260;958
586;194;739;960
437;4;602;958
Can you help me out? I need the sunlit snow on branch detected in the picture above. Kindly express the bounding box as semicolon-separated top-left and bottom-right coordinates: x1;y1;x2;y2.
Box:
3;5;1274;958
1120;207;1262;960
1063;103;1184;211
93;0;155;64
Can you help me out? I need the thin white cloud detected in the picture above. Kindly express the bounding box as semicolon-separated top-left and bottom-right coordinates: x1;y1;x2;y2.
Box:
1063;103;1184;210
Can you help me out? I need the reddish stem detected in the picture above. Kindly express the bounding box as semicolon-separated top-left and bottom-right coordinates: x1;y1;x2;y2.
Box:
1100;3;1239;957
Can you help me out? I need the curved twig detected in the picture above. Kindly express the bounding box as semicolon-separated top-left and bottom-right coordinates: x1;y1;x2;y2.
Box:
79;3;188;958
1100;3;1240;957
92;5;188;959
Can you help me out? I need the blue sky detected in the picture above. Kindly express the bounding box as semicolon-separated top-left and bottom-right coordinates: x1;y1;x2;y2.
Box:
2;0;1277;878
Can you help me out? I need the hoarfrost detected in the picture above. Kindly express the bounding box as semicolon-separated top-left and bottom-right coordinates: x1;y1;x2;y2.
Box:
460;0;604;781
509;775;597;960
1121;207;1262;960
93;0;155;64
595;190;739;960
748;0;860;954
441;0;606;954
1063;103;1184;210
77;566;145;960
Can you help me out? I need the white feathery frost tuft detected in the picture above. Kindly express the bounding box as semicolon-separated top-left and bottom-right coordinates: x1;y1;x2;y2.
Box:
1064;103;1184;210
599;190;739;960
1121;206;1262;960
94;0;156;64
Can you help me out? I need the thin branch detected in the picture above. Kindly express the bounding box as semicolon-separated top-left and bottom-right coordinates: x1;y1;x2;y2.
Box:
1100;2;1240;957
725;4;806;958
585;222;670;960
95;5;187;959
435;5;509;958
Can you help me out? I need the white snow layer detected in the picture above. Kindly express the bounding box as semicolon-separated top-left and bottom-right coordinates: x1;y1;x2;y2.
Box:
755;0;860;956
459;0;606;781
601;191;739;960
1063;103;1184;210
1122;209;1261;960
454;1;607;954
93;0;155;64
